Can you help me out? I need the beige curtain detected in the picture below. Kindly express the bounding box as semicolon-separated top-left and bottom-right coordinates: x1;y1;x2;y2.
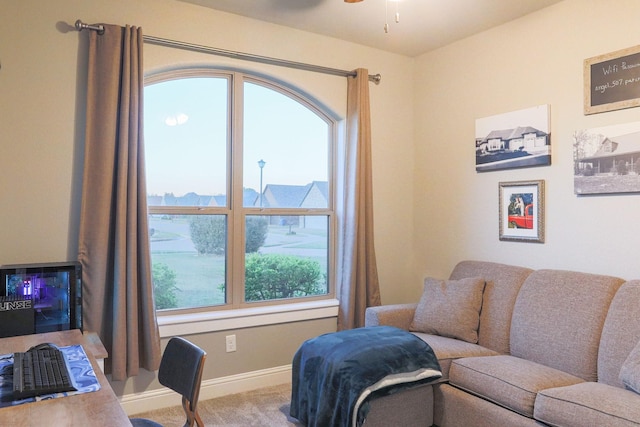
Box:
337;68;381;330
77;24;161;380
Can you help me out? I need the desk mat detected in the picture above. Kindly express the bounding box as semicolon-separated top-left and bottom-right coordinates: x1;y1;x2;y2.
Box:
0;344;101;407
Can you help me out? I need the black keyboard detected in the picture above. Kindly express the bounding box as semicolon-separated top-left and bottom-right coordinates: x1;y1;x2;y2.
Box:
12;346;76;399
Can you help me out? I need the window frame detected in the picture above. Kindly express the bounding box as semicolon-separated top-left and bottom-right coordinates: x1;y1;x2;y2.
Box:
144;68;338;316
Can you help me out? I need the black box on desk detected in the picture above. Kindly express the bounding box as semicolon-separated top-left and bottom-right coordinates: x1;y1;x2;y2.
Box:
0;296;35;338
0;262;82;337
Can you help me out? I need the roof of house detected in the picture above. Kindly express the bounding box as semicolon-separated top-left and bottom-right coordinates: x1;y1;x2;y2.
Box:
147;182;327;209
147;188;258;207
159;192;213;207
263;183;311;208
483;126;546;142
308;181;328;200
581;131;640;161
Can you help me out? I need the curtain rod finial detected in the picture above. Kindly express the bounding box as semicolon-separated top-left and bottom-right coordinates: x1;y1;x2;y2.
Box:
75;19;105;35
370;74;382;85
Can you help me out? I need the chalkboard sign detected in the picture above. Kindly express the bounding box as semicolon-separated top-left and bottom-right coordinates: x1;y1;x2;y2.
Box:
584;45;640;115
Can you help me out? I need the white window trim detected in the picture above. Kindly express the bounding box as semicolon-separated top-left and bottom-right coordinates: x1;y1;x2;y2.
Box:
157;299;339;338
145;69;338;314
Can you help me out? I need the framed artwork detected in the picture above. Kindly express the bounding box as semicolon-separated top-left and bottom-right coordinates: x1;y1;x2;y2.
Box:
584;45;640;115
476;105;551;172
573;121;640;195
498;180;545;243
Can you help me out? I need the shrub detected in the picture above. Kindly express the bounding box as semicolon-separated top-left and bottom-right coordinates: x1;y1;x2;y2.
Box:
244;253;324;301
617;161;628;175
152;262;179;309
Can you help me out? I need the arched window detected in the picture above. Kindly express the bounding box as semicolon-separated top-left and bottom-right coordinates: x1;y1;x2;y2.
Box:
144;69;336;312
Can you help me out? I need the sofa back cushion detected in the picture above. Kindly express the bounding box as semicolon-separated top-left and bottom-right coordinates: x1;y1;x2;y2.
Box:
449;260;532;354
598;280;640;387
510;269;624;382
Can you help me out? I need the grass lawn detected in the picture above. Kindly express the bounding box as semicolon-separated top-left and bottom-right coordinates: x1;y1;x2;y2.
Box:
575;174;640;194
151;224;329;310
288;241;326;249
152;252;226;308
476;150;530;164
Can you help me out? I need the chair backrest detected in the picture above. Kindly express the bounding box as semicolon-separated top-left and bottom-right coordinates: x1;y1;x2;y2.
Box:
158;337;207;427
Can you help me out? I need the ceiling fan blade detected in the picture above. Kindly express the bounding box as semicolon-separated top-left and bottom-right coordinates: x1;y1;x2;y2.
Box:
344;0;364;3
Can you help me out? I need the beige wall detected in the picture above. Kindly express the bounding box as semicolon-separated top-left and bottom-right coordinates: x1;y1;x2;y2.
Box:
413;0;640;290
0;0;414;394
4;0;640;397
110;317;337;397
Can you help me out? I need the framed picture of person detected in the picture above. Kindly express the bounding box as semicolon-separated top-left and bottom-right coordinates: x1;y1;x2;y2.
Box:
498;180;545;243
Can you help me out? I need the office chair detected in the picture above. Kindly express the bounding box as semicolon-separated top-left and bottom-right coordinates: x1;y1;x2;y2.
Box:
131;337;207;427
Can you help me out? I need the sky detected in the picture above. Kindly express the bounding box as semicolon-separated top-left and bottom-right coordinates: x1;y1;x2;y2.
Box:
475;104;550;139
144;76;329;197
582;120;640;138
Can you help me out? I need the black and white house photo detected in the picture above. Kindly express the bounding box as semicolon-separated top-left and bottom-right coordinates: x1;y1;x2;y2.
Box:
574;121;640;195
475;104;551;172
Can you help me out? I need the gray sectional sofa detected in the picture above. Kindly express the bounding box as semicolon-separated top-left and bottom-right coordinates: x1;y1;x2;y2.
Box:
363;260;640;427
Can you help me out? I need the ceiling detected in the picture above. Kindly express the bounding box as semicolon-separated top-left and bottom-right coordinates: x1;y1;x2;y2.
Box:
176;0;563;57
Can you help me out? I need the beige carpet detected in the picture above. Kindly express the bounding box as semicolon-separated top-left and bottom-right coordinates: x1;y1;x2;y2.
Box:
132;383;303;426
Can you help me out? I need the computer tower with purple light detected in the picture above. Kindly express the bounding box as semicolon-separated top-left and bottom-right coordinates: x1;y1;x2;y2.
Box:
0;262;82;338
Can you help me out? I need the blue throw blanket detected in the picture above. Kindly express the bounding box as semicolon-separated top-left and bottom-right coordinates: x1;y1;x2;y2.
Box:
290;326;442;427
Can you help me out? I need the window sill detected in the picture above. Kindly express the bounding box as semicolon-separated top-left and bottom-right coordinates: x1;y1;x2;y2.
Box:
157;299;339;338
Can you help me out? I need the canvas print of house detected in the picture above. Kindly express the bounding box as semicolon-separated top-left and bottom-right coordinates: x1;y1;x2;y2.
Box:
573;121;640;195
475;105;551;172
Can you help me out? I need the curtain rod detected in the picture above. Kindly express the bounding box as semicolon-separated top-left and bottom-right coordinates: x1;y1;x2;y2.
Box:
75;20;381;84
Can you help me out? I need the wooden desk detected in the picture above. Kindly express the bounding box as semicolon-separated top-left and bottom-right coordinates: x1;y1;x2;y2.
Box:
0;329;131;426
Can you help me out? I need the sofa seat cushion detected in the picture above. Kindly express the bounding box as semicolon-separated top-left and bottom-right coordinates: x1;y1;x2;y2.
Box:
534;382;640;427
412;333;499;381
449;355;584;417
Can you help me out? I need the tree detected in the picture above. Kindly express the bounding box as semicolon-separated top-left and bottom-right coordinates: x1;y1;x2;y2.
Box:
573;130;603;174
245;216;268;253
244;253;324;301
189;216;226;255
573;129;589;174
189;215;268;254
152;262;179;309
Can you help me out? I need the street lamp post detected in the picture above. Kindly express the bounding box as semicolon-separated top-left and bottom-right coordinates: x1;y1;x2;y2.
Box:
258;159;266;207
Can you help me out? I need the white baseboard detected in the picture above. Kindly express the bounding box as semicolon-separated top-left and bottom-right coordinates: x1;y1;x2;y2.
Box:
121;364;292;416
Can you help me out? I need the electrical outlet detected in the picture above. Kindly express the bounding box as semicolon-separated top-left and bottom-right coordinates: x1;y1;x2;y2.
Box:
225;334;237;353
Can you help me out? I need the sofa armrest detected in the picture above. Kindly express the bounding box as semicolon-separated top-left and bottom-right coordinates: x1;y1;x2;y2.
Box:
365;303;418;330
